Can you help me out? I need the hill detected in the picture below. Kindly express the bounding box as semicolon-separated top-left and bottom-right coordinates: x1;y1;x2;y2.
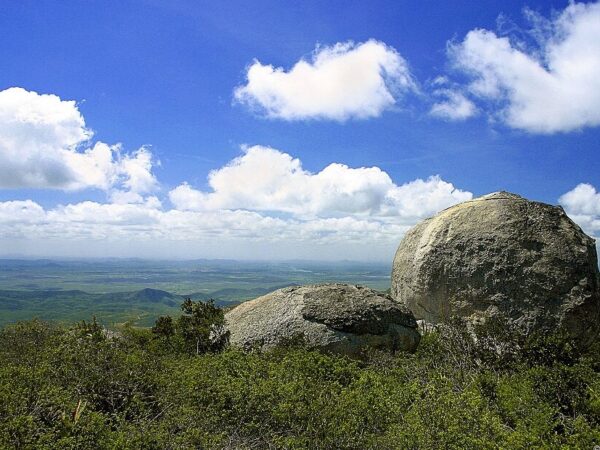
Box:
0;287;248;328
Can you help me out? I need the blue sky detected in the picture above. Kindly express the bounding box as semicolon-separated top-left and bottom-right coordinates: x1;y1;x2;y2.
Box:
0;0;599;260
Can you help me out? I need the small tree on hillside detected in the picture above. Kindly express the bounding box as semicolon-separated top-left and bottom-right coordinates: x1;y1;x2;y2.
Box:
152;315;175;339
177;298;229;355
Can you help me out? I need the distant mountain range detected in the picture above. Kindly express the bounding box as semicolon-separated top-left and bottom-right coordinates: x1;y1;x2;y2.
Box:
0;259;391;328
0;284;297;328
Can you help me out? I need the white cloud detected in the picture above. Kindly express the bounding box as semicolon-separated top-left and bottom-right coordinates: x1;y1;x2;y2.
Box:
0;200;46;224
559;183;600;237
0;198;401;246
234;40;416;121
559;183;600;216
169;145;472;220
430;89;478;121
116;146;158;194
0;87;158;193
0;146;472;259
449;2;600;133
0;85;472;259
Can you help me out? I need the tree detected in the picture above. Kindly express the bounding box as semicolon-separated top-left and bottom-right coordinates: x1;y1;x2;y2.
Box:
176;298;229;355
152;315;175;339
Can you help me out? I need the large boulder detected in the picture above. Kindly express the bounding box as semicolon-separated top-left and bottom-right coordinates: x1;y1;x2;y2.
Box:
225;283;420;355
391;191;600;344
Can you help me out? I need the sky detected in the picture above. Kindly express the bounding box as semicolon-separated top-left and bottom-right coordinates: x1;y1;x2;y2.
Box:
0;0;599;261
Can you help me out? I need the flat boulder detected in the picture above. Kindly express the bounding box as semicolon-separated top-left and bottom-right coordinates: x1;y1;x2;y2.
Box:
391;191;600;344
225;283;420;355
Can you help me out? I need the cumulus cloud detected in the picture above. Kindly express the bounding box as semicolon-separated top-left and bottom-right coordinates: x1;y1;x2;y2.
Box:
449;2;600;133
169;145;472;220
430;89;478;121
234;40;416;121
0;145;472;259
0;200;46;224
559;183;600;236
0;84;470;259
0;198;403;246
0;87;158;193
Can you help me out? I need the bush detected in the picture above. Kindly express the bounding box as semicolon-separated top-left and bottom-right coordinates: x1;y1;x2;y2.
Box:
0;308;599;449
152;298;229;356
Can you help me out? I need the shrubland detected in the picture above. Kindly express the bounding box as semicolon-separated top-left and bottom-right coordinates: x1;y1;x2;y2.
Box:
1;301;599;449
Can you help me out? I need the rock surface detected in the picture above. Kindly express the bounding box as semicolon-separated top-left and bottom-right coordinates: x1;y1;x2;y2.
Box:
225;283;420;354
391;191;600;343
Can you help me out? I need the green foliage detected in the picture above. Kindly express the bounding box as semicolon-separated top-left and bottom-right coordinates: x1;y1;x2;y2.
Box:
150;298;230;356
0;310;599;449
152;315;175;338
177;298;229;355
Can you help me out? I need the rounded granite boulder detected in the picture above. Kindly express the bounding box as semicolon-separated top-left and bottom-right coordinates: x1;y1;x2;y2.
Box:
225;283;420;355
391;191;600;344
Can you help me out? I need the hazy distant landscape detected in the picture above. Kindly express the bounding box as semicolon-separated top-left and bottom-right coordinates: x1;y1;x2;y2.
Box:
0;259;390;327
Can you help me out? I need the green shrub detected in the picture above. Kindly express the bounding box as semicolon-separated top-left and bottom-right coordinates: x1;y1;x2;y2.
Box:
1;309;599;449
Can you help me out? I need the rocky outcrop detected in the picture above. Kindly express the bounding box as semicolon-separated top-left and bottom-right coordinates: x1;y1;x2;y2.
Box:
391;191;600;344
225;283;420;355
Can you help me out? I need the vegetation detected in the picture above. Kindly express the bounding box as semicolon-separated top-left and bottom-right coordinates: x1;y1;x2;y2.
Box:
1;301;599;449
152;298;229;355
0;288;183;328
